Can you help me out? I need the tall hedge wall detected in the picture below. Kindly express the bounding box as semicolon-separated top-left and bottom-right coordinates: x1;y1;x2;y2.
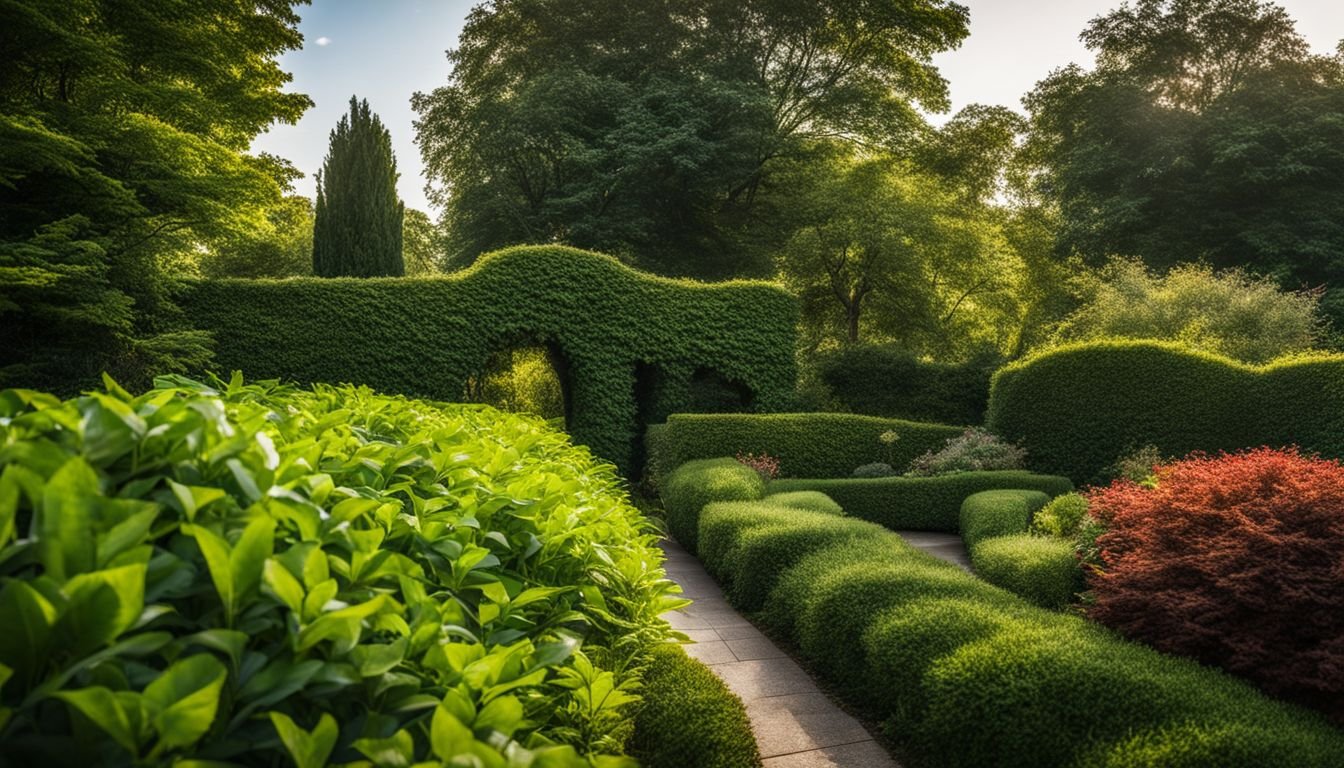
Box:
182;246;798;473
815;344;993;425
987;341;1344;484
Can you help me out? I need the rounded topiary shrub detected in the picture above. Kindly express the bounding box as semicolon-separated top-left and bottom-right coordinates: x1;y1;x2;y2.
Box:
1086;447;1344;721
1030;492;1090;538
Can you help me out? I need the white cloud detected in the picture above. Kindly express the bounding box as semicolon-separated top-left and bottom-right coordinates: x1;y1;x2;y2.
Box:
315;36;331;46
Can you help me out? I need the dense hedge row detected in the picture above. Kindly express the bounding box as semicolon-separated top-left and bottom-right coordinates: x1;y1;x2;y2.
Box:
0;376;685;766
768;472;1073;531
987;340;1344;483
693;501;1344;767
182;245;798;474
815;345;993;425
629;644;762;768
646;412;962;481
960;490;1080;609
661;459;765;553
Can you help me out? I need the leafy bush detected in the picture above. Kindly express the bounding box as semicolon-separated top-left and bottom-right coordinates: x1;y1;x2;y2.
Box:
986;340;1344;483
648;413;962;479
734;451;780;480
907;428;1026;476
768;472;1072;531
1086;448;1344;721
969;535;1081;610
852;462;897;477
628;644;761;768
959;490;1051;549
815;344;994;424
1107;444;1163;485
0;376;686;766
661;459;764;553
1030;492;1090;538
183;245;798;474
763;490;843;515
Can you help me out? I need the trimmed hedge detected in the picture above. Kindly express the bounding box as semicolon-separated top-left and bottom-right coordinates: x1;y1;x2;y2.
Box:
629;644;762;768
662;459;764;553
764;490;844;515
987;340;1344;483
959;489;1050;548
969;534;1081;610
767;472;1073;531
647;412;962;480
816;344;994;425
182;245;798;474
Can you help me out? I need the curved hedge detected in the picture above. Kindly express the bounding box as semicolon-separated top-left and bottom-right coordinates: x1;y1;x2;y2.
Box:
629;644;762;768
661;459;764;553
987;340;1344;483
960;490;1081;609
182;245;798;474
0;376;685;766
647;412;963;481
764;490;845;515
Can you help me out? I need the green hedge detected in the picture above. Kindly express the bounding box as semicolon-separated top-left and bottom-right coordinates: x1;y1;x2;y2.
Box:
662;459;764;553
968;534;1081;610
959;489;1050;548
987;340;1344;483
629;644;762;768
182;245;798;474
767;472;1073;531
764;490;844;515
697;504;1344;767
816;344;994;425
647;412;962;481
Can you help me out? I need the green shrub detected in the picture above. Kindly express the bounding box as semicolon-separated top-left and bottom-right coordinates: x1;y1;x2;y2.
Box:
662;459;765;553
757;537;912;642
814;344;994;425
959;490;1051;548
629;644;762;768
0;376;685;766
969;534;1082;610
852;461;897;477
183;245;799;474
763;490;844;515
907;427;1027;476
697;501;783;582
648;412;962;479
769;472;1072;531
724;514;878;611
1031;492;1090;538
986;340;1344;483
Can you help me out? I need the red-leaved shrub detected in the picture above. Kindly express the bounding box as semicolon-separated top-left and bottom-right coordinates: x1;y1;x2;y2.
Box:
1086;447;1344;721
735;451;781;481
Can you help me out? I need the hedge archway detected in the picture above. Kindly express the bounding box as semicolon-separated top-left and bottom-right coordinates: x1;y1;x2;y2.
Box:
183;245;799;473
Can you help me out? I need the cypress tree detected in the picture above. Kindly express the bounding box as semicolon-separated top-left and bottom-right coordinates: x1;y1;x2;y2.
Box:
313;96;405;276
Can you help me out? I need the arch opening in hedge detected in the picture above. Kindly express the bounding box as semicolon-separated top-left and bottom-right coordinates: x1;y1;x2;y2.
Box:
464;334;573;427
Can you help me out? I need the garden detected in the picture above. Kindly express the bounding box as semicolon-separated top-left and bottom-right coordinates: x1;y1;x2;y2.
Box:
4;0;1344;766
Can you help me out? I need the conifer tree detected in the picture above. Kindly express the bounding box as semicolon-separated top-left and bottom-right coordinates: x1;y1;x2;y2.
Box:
313;96;405;276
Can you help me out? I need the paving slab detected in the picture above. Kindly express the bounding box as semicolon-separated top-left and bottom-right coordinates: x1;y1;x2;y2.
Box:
892;530;972;571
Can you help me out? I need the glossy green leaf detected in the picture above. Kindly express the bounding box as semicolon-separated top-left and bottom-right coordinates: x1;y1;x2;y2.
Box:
39;456;101;581
142;654;228;749
53;686;145;754
269;711;338;768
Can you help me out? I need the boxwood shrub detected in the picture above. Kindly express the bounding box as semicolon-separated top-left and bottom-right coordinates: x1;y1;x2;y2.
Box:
183;245;798;475
661;459;764;553
986;340;1344;483
647;412;962;480
815;344;994;425
763;490;844;515
0;375;687;766
629;644;761;768
767;472;1072;531
968;534;1081;610
958;490;1050;548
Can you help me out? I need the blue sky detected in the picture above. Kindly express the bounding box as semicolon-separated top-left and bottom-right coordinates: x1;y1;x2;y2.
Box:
251;0;1344;213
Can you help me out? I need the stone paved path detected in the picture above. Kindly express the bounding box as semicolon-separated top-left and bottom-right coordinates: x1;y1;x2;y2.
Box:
659;540;898;768
892;530;971;571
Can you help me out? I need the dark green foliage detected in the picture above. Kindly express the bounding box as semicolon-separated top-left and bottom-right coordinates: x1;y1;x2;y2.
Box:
697;501;782;583
182;245;798;474
852;462;897;477
815;345;994;424
768;472;1072;531
758;536;913;643
763;491;844;516
959;490;1050;549
629;644;762;768
663;460;765;554
313;96;405;277
649;413;961;480
724;514;877;612
969;534;1081;610
986;340;1344;483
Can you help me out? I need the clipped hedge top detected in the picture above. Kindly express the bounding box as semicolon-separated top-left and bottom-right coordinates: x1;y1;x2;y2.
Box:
0;375;683;766
183;245;799;472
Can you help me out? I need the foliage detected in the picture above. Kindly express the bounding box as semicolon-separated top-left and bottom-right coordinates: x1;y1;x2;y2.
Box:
0;0;311;393
648;413;961;481
970;535;1080;611
1046;258;1326;363
762;491;843;516
768;472;1072;532
628;644;761;768
201;194;316;279
734;452;780;481
466;347;565;421
907;428;1027;477
412;0;970;278
690;496;1344;767
1086;447;1344;721
1030;492;1091;538
402;209;447;276
0;375;688;765
182;245;798;474
1024;0;1344;329
661;460;764;555
814;344;995;425
1108;444;1165;485
959;490;1051;549
313;96;405;277
852;462;897;478
986;339;1344;483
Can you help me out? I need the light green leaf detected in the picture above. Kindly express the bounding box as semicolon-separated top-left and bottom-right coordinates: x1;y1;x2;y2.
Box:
0;580;56;682
263;558;305;614
53;686;144;754
475;694;523;737
143;654;228;749
230;514;275;604
186;524;235;619
55;563;147;657
96;504;159;568
353;729;414;768
39;456;101;581
350;637;407;677
430;702;475;761
269;711;339;768
168;481;227;522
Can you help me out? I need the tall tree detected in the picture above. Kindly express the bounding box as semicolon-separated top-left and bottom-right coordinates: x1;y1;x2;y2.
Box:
1024;0;1344;328
313;96;405;277
0;0;311;391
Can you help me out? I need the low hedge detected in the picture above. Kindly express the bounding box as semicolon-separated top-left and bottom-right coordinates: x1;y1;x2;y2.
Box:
696;504;1344;767
647;412;963;480
767;472;1073;531
959;489;1051;548
987;340;1344;483
662;458;764;553
764;490;844;515
629;644;762;768
815;344;995;425
969;534;1082;610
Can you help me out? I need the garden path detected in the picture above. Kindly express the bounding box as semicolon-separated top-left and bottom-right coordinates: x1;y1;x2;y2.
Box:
892;531;971;571
660;540;899;768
